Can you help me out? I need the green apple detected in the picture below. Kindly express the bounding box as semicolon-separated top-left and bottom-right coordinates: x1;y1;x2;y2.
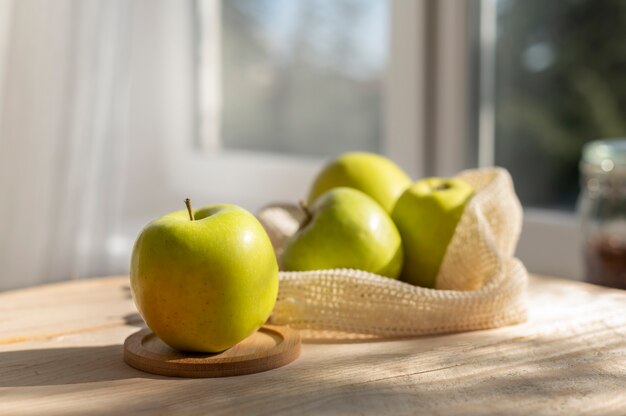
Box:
308;152;411;213
282;187;403;278
391;178;474;288
130;200;278;353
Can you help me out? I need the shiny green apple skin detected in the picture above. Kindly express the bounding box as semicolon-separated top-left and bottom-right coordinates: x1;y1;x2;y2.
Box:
391;178;474;288
283;187;403;278
130;204;278;353
308;152;412;213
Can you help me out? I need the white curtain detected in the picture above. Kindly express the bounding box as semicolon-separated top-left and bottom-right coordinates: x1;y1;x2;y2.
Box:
0;0;196;290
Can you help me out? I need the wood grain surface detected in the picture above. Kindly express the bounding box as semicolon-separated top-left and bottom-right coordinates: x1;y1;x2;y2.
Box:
124;325;301;378
1;275;625;415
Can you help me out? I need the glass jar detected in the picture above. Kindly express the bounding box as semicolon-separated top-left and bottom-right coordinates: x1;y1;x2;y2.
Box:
579;139;626;289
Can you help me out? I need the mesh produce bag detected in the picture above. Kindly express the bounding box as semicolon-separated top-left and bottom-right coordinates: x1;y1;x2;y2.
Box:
257;167;528;337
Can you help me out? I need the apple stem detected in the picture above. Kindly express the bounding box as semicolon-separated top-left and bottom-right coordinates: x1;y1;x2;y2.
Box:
184;198;195;221
298;199;312;227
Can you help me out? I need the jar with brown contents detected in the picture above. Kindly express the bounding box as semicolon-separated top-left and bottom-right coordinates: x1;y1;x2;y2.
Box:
579;139;626;290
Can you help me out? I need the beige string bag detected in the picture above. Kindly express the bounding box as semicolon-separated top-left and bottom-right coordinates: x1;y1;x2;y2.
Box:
257;167;528;337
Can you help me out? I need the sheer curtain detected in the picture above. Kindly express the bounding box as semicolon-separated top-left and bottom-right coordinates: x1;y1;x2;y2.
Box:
0;0;196;290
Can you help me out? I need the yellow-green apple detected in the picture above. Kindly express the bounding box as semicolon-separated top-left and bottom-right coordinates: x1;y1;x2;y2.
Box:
130;200;278;353
282;187;403;278
391;178;474;288
308;152;411;213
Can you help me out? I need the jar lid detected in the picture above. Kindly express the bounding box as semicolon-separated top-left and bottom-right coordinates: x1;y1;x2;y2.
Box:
582;139;626;172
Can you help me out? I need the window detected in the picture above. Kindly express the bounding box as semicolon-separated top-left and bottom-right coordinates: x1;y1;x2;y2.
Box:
139;0;625;281
197;0;590;280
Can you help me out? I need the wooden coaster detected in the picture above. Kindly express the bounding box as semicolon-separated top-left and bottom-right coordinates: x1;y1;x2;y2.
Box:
124;325;301;378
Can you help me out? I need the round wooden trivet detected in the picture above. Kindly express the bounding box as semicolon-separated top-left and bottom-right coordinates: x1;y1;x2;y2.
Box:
123;325;301;378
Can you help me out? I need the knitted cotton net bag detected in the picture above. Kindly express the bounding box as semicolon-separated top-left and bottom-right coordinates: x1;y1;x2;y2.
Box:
257;168;528;337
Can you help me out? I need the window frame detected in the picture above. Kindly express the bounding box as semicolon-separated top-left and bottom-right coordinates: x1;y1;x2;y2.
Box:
188;0;583;279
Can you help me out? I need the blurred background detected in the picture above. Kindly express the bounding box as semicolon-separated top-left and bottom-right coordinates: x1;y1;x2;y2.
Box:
0;0;625;290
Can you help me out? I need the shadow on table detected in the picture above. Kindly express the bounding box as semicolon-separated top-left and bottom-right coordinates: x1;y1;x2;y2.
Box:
123;312;145;327
0;344;165;387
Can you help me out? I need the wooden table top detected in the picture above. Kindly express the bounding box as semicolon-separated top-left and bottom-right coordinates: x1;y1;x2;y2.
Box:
1;275;625;415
